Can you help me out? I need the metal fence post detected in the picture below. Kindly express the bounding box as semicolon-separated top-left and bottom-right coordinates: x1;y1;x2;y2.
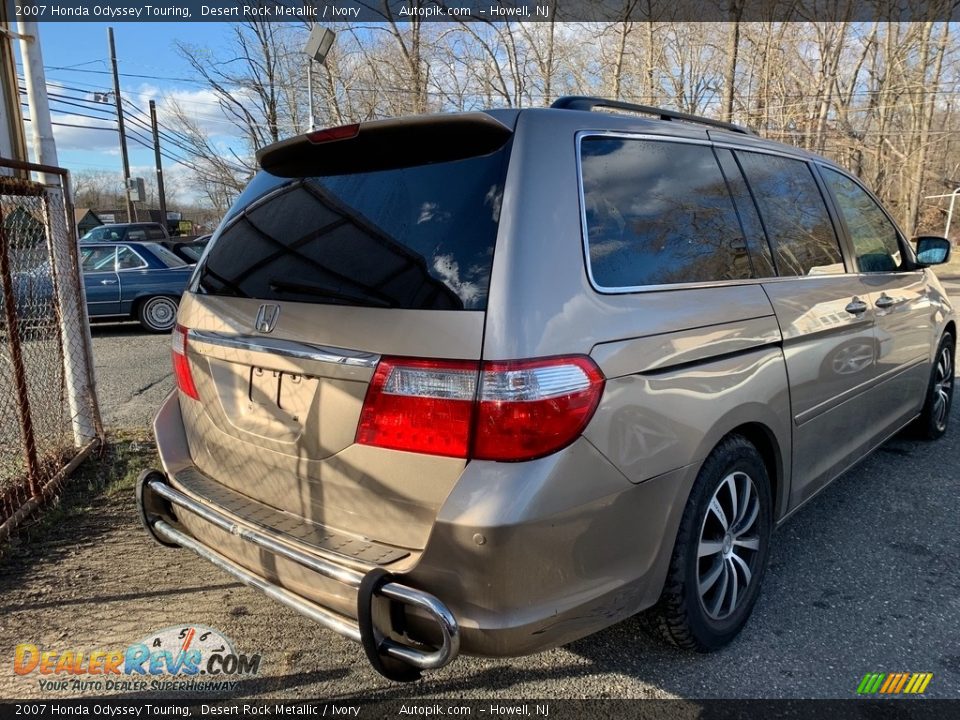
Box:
18;21;98;446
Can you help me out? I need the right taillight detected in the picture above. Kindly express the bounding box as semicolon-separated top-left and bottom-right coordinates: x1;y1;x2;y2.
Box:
171;325;199;400
355;355;604;462
474;357;605;461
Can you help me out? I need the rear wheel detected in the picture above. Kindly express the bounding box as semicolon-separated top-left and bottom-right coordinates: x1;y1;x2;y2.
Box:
913;333;954;440
137;296;178;333
648;434;772;651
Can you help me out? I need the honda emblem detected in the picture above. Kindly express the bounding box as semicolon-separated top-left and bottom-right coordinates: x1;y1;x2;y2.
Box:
255;304;280;333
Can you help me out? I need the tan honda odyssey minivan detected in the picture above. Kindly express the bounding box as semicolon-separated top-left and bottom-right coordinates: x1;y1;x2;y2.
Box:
137;97;955;681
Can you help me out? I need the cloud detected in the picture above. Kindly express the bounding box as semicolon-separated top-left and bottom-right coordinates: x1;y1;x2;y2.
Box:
48;113;121;152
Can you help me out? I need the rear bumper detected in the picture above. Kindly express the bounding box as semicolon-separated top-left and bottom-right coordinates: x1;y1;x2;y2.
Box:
137;471;458;680
141;391;696;678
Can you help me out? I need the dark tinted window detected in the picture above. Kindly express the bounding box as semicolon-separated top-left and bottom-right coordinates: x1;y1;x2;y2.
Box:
714;149;776;278
736;152;843;276
195;145;510;310
580;138;757;288
821;168;904;272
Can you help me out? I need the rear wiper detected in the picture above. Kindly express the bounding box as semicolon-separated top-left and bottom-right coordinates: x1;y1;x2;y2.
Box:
267;279;394;308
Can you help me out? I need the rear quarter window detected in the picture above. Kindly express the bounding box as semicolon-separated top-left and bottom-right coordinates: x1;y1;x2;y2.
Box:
579;137;764;289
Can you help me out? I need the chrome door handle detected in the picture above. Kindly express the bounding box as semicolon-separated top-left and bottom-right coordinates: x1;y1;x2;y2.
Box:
845;297;868;315
875;294;895;309
100;279;117;285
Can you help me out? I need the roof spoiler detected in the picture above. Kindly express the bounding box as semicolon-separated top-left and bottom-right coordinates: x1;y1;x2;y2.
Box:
257;113;513;177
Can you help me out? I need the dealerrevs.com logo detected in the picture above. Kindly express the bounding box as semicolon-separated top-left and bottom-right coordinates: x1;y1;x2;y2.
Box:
14;625;261;693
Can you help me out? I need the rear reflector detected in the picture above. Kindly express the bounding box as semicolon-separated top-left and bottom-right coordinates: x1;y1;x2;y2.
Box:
356;355;604;462
172;325;199;400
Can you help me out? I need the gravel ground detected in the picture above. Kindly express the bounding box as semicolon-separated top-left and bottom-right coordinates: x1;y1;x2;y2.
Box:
0;314;958;700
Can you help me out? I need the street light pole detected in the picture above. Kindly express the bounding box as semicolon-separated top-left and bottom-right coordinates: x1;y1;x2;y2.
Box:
307;58;315;131
945;187;960;240
304;25;335;133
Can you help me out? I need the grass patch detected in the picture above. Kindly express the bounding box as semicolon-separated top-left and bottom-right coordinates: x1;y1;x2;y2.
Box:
1;430;159;557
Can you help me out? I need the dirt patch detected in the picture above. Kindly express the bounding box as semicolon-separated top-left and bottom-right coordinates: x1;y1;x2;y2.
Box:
0;434;376;699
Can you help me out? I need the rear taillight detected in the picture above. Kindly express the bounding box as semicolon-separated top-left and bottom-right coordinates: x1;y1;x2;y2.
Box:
356;355;604;462
172;325;199;400
474;357;605;461
356;358;479;458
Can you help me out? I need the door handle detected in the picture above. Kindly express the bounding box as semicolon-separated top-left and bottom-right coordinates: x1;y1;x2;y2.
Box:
100;279;117;285
845;297;868;315
875;294;895;309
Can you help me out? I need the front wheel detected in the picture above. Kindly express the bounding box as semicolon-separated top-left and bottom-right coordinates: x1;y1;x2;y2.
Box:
647;434;772;651
137;296;179;333
913;333;954;440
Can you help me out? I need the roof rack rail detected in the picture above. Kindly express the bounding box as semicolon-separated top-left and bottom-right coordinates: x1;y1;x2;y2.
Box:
550;96;755;136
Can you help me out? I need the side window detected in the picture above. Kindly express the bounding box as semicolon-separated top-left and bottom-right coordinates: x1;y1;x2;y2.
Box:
147;228;166;239
736;151;844;276
80;247;116;272
580;137;759;288
820;168;904;273
714;149;776;278
127;229;147;241
117;246;147;270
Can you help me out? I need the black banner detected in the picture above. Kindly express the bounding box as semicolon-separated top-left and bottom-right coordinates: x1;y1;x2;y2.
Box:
4;0;960;23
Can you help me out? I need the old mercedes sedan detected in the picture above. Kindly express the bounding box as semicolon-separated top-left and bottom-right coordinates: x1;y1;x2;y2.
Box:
80;241;192;332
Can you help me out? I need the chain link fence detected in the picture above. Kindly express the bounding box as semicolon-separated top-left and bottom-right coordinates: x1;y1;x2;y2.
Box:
0;160;103;540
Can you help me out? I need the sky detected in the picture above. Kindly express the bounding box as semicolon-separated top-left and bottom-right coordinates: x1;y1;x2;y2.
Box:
15;22;254;204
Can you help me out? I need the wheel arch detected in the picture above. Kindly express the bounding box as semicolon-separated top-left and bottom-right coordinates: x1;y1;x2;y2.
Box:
943;321;956;348
688;408;790;524
726;422;784;522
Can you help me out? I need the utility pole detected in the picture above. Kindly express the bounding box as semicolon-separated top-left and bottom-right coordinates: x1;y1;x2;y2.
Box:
17;19;97;446
149;100;167;229
0;5;29;170
108;26;135;222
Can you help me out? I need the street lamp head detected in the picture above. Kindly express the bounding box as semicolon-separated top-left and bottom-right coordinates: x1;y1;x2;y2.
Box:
305;26;336;64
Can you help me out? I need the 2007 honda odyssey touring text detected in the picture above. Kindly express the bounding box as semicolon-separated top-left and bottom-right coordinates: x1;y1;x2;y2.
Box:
136;97;955;681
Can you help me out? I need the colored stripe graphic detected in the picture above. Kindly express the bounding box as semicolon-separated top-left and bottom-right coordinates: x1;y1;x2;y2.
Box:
858;672;933;695
858;673;885;694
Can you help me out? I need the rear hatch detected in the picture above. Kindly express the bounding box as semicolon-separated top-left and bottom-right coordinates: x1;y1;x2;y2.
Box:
173;114;514;554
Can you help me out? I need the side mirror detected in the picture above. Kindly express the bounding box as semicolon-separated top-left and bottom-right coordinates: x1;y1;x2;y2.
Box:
915;236;951;266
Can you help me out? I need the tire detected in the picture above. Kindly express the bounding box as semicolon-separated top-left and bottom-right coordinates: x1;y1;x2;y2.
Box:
137;296;179;333
647;434;772;651
913;332;954;440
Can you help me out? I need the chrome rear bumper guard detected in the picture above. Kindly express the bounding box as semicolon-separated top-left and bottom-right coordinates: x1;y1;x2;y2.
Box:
135;470;459;682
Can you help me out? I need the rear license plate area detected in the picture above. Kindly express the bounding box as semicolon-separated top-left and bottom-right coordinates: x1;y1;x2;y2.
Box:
249;367;317;423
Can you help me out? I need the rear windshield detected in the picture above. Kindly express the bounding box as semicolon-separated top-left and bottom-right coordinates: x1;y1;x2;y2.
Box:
194;145;511;310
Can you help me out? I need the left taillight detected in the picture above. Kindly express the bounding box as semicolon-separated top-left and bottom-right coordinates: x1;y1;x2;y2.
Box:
172;325;199;400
